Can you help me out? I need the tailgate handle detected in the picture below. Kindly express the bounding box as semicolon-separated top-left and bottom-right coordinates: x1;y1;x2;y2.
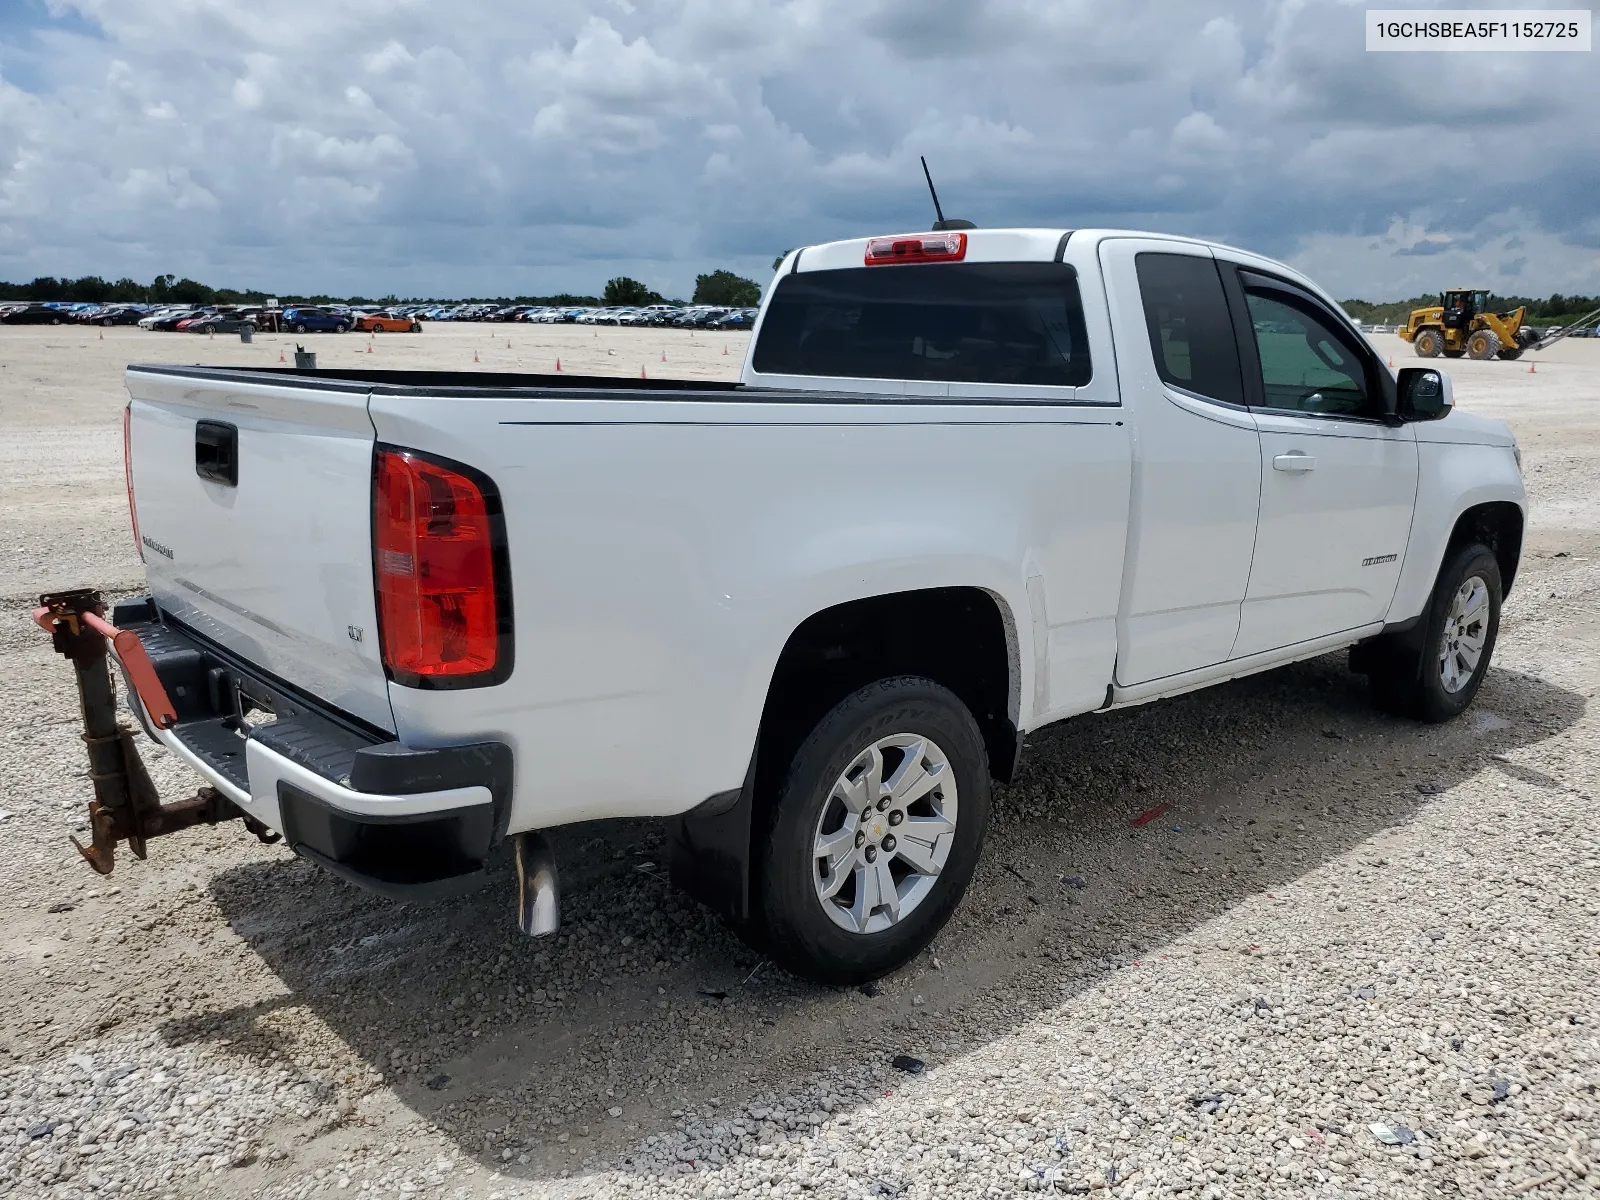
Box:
195;420;238;487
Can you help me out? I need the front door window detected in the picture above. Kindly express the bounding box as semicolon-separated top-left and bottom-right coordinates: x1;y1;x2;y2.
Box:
1244;291;1375;419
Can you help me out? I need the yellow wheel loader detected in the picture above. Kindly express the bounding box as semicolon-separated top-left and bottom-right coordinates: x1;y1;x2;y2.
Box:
1398;289;1539;361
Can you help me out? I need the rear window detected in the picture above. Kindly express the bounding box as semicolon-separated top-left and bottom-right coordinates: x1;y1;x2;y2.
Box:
753;262;1092;386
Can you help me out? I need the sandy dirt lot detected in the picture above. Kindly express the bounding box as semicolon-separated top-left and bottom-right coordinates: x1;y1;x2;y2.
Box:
1;325;1597;1200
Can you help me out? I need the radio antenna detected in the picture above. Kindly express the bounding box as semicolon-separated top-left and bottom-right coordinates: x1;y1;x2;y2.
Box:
920;156;976;232
921;156;947;226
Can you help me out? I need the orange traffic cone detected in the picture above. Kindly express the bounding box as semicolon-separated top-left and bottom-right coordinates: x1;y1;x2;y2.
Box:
554;357;561;372
366;343;372;353
640;365;647;379
1529;362;1536;373
98;330;103;340
279;351;286;363
506;340;512;349
473;351;480;363
1387;358;1394;368
722;345;729;355
660;351;667;362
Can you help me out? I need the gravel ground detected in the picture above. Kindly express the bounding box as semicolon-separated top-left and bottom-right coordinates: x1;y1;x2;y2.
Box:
1;327;1597;1200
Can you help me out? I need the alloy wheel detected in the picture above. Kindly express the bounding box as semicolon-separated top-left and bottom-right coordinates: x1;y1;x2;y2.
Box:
1439;574;1490;693
811;733;958;935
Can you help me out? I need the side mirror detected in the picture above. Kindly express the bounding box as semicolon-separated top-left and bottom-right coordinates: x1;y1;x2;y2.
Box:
1396;366;1453;421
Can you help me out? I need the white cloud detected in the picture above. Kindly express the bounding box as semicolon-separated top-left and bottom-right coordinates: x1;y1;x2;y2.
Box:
0;0;1592;298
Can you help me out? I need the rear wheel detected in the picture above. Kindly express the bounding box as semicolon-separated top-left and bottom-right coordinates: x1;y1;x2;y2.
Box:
100;317;113;327
371;324;384;333
1414;328;1443;357
1362;543;1501;722
1467;329;1501;360
758;677;990;985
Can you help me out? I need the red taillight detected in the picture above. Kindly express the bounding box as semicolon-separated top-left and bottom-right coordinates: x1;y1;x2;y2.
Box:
863;231;967;265
123;404;143;561
373;448;509;686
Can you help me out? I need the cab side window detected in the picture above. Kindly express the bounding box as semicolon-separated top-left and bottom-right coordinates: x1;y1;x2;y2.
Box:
1242;288;1375;418
1134;252;1245;406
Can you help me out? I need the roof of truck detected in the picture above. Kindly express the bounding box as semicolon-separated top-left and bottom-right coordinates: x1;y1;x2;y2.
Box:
779;226;1338;315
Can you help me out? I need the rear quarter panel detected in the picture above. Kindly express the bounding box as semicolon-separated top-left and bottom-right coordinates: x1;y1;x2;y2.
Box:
367;393;1130;832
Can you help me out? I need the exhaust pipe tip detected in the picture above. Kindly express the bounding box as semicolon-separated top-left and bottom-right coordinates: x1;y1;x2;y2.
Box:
514;831;560;937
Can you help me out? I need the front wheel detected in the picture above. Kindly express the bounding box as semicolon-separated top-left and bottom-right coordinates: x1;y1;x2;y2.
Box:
1363;543;1502;722
758;677;990;985
334;323;348;334
1414;328;1443;357
1467;329;1501;360
293;323;306;333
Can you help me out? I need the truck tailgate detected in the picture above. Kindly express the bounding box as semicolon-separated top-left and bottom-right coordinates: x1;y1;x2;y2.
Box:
125;369;394;732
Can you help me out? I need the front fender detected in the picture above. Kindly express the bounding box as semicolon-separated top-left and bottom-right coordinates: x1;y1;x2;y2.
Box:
1387;439;1525;624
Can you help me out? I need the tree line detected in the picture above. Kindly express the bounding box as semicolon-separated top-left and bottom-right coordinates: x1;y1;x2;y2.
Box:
1;269;765;309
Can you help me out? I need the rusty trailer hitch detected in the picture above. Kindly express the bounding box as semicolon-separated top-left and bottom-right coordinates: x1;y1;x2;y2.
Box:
34;588;279;875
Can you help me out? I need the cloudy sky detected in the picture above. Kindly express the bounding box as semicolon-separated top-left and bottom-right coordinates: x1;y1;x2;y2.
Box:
0;0;1596;301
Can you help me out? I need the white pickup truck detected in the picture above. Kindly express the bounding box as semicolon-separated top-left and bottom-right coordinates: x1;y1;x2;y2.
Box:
66;227;1525;984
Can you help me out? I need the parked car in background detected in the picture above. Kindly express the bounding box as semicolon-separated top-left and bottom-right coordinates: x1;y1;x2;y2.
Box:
92;307;149;326
356;312;422;333
710;308;757;330
1;304;71;325
147;310;208;331
282;307;352;334
188;311;263;335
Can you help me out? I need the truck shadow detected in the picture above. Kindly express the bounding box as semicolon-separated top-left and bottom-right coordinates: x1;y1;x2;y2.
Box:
183;652;1584;1186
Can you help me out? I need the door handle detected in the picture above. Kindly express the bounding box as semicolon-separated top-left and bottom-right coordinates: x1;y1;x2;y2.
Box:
1272;452;1316;473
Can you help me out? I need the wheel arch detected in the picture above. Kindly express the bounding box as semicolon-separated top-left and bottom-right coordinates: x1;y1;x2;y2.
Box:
1446;500;1523;596
667;586;1020;928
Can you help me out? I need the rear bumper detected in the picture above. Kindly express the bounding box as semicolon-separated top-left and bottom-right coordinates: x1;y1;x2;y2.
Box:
112;598;512;900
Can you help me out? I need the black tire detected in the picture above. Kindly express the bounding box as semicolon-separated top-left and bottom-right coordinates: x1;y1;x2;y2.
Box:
757;677;990;985
1442;348;1466;359
1497;347;1523;360
1414;328;1443;358
241;323;255;335
1466;329;1501;360
370;324;383;333
101;317;113;327
334;323;348;334
1363;543;1502;723
201;323;216;335
293;323;306;334
49;317;62;325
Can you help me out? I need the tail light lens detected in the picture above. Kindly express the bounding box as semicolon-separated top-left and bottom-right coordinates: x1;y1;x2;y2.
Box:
864;231;967;265
373;447;511;687
123;403;143;561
